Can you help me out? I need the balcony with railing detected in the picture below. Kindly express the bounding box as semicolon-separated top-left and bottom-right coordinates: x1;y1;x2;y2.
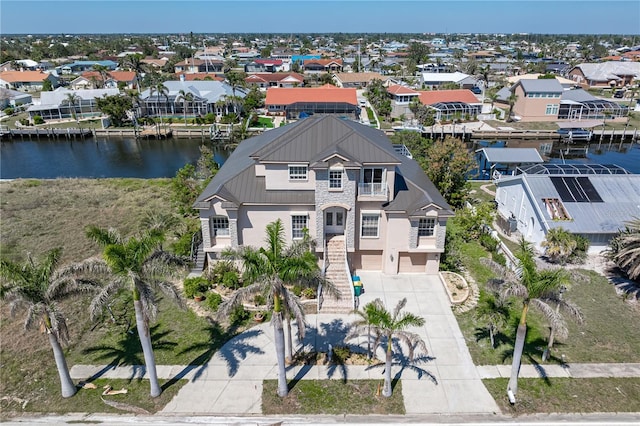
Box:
357;182;388;200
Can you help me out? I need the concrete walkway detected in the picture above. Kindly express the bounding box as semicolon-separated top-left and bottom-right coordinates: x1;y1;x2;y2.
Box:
67;272;640;416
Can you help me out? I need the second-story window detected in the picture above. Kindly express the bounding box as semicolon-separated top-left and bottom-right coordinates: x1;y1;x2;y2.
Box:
418;218;435;237
211;217;229;236
329;169;343;189
289;165;308;180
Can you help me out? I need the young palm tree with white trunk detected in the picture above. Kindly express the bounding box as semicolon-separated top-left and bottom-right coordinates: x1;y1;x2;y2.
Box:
0;248;100;398
350;298;427;397
85;226;187;397
219;219;334;397
481;239;583;398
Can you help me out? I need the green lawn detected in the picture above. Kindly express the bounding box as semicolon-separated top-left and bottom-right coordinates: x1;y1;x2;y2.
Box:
262;380;405;415
467;181;496;204
455;237;640;365
484;378;640;414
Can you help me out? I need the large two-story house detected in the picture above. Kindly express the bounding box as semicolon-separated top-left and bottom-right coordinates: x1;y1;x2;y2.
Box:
194;115;453;304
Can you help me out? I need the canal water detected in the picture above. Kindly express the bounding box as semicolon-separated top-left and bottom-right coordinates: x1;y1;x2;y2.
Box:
0;137;229;179
1;136;639;179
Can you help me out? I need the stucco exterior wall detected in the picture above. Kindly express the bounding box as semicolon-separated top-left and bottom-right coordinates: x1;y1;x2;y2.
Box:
237;205;316;248
264;163;315;190
513;85;561;122
314;167;357;250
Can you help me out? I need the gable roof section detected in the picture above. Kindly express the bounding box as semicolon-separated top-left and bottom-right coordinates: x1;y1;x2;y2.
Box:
265;86;357;106
246;72;304;83
418;89;479;105
515;78;563;94
303;59;343;66
387;84;418;95
81;71;136;81
0;70;51;82
420;71;470;83
571;62;640;82
333;72;389;84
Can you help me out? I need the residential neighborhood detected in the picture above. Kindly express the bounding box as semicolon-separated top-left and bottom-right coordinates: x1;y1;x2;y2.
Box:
1;27;640;423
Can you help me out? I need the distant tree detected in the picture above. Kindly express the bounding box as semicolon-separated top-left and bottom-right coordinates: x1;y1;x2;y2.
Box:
122;53;147;92
172;145;218;217
62;92;82;125
93;65;110;88
41;78;53;92
260;46;272;58
96;94;133;127
506;92;518;122
423;136;475;208
407;42;430;66
243;86;265;112
176;89;194;125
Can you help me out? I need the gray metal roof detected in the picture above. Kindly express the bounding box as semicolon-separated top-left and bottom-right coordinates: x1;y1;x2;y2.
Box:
196;115;452;216
477;148;544;164
561;88;596;103
503;174;640;234
572;62;640;82
516;79;563;93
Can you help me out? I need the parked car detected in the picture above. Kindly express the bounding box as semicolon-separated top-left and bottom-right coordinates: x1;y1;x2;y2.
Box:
470;86;482;94
613;89;626;99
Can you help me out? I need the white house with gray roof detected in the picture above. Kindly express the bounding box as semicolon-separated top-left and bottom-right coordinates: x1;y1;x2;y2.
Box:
494;164;640;253
567;62;640;88
139;80;248;118
194;115;453;309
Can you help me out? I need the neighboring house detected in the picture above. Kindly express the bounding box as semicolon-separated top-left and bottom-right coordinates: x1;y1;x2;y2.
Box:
139;80;247;118
245;72;304;89
506;73;576;88
0;71;59;92
58;60;118;74
418;89;482;122
420;71;477;89
567;62;640;88
559;89;629;122
194;115;453;276
510;78;563;122
71;71;138;90
244;59;285;73
494;164;640;254
174;58;223;74
332;72;389;88
386;84;419;119
26;87;119;120
0;87;32;109
141;57;169;69
303;59;343;73
265;85;359;119
475;147;544;179
175;73;224;82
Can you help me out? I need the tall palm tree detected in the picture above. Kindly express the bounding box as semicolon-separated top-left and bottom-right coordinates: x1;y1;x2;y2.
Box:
219;219;332;397
506;92;518;122
150;83;169;128
349;298;427;397
474;289;511;349
122;53;146;92
93;65;110;88
606;218;640;281
481;239;583;398
62;92;82;127
0;248;100;398
351;299;383;359
176;90;194;126
85;226;187;397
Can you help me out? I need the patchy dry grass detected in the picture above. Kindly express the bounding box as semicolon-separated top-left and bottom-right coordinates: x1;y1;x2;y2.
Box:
262;379;404;415
484;378;640;414
0;178;173;263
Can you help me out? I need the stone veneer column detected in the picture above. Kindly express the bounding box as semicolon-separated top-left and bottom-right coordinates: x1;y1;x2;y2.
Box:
200;217;211;248
408;219;418;249
436;220;446;250
314;168;357;251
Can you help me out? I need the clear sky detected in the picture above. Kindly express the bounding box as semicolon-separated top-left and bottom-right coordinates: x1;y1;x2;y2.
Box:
1;0;639;35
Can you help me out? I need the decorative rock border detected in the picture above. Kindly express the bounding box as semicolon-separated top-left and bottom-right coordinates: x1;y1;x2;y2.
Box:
440;271;470;305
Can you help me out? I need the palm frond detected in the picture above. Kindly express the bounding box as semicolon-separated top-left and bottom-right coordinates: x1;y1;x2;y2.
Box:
530;298;569;339
153;280;185;309
90;280;124;321
23;302;41;331
280;286;306;337
86;225;122;247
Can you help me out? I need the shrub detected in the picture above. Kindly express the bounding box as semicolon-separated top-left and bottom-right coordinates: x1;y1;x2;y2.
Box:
33;115;44;125
569;234;590;264
220;113;238;124
479;233;499;253
291;285;303;297
229;304;249;324
209;260;239;285
253;294;266;306
183;276;210;298
302;287;316;299
3;107;14;115
203;113;216;124
492;252;507;266
221;270;241;290
204;292;222;312
19;118;30;126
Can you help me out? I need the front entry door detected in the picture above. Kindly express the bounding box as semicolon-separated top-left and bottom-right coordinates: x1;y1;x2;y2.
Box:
325;208;345;235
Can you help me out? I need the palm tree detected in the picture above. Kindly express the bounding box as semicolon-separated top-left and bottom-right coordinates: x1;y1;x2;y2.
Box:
122;53;146;92
351;299;383;359
176;90;194;125
85;226;187;397
350;298;427;397
474;289;511;349
150;83;169;128
93;65;110;88
62;92;82;127
541;227;577;265
606;217;640;281
481;239;583;398
506;92;518;122
0;248;100;398
219;219;332;397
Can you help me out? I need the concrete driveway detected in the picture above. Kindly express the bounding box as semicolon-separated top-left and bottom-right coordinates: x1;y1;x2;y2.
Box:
161;272;499;416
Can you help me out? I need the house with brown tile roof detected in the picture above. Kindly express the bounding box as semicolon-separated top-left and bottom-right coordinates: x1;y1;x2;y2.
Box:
174;58;223;74
72;71;138;90
0;71;58;92
265;85;358;119
418;89;482;122
245;73;304;89
386;84;419;118
303;59;343;73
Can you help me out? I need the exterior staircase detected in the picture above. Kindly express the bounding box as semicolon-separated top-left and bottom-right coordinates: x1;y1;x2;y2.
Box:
319;235;354;314
190;243;206;274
